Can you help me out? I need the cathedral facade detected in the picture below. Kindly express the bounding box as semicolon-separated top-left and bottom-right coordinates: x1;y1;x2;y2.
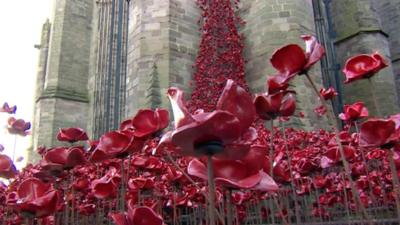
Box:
31;0;400;157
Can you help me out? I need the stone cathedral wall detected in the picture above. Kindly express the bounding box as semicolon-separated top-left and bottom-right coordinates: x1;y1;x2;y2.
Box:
330;0;399;116
31;0;94;154
30;0;400;159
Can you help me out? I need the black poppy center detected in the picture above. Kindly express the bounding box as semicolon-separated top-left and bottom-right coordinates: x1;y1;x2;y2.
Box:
194;140;224;156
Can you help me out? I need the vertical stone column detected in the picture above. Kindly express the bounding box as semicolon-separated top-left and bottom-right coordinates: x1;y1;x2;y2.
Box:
31;19;51;160
331;0;399;116
374;0;400;106
240;0;324;129
33;0;94;150
126;0;200;117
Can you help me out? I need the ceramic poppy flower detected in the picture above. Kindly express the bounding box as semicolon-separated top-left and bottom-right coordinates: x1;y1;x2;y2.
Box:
267;75;289;94
270;35;325;82
91;168;120;199
56;127;89;143
110;200;164;225
7;117;31;136
343;52;388;84
324;145;356;163
359;119;400;148
42;146;86;170
165;79;256;158
16;178;60;218
254;91;296;120
339;102;369;122
161;165;184;183
295;158;318;175
188;146;278;191
120;108;169;137
0;102;17;114
128;176;155;190
90;131;144;161
0;154;17;179
319;87;337;100
366;148;386;160
314;105;327;117
72;178;90;191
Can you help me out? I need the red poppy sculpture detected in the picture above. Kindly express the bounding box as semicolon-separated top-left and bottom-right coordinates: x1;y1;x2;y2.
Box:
359;119;400;148
15;178;60;218
320;87;338;100
7;117;31;136
0;154;17;179
0;102;17;114
343;52;388;84
91;167;121;199
110;200;164;225
188;146;278;191
267;75;289;94
270;35;325;82
90;131;144;161
56;127;89;143
339;102;369;122
41;146;87;174
254;91;296;121
164;79;256;158
120;108;169;137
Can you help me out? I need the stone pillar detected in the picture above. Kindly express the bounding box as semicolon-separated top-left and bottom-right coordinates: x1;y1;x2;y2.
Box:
374;0;400;106
31;20;51;160
126;0;200;117
33;0;94;150
331;0;399;116
240;0;325;129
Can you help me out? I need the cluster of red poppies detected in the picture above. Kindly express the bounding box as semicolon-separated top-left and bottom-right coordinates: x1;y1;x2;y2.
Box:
0;102;30;180
188;0;248;113
0;0;399;224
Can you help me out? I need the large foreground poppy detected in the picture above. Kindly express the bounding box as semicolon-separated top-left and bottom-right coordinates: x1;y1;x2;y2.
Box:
188;146;278;191
163;79;256;159
16;178;60;218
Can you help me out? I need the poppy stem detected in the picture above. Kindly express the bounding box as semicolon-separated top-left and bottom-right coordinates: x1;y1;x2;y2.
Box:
120;159;125;210
280;121;301;224
226;189;233;225
12;135;17;162
207;155;216;225
305;73;372;223
388;149;400;221
368;78;382;117
165;153;225;223
272;195;289;225
173;186;177;225
166;153;200;190
269;119;274;177
354;122;380;218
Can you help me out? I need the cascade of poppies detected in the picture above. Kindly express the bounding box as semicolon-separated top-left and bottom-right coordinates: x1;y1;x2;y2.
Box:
188;0;249;112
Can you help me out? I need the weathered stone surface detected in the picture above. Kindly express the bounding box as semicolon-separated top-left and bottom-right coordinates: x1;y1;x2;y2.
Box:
331;0;399;116
126;0;200;117
31;0;93;155
374;0;400;105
